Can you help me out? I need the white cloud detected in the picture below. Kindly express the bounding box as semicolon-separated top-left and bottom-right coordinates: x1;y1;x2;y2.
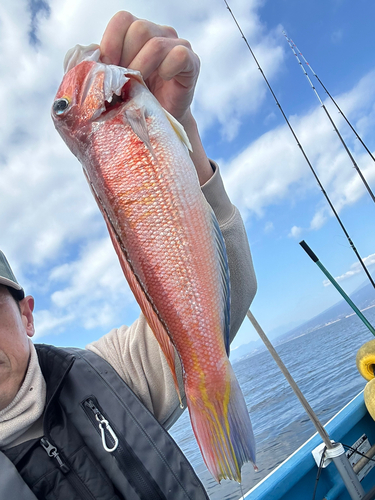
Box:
50;238;132;307
222;122;309;217
289;226;302;238
1;0;374;343
33;238;136;339
309;204;331;231
222;70;375;225
323;253;375;287
33;309;75;339
192;16;285;137
0;0;288;340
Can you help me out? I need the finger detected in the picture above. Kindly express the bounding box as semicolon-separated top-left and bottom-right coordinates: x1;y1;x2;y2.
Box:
119;20;178;68
158;45;200;88
100;11;138;65
160;25;179;38
127;38;193;81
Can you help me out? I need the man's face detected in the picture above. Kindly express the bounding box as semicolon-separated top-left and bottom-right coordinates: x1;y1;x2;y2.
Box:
0;286;35;411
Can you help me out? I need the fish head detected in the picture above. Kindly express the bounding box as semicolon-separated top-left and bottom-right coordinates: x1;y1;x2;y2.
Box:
52;44;145;155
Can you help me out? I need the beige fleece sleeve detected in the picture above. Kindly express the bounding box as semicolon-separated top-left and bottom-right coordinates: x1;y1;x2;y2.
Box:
86;163;257;428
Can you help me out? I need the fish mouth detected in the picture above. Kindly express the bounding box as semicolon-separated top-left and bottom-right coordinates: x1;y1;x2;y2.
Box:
62;44;145;120
103;82;131;115
90;64;144;121
83;64;131;121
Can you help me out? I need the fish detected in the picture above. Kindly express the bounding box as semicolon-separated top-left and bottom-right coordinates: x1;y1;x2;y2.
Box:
52;43;256;482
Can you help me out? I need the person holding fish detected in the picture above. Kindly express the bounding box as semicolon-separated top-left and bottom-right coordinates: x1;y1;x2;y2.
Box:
0;11;257;500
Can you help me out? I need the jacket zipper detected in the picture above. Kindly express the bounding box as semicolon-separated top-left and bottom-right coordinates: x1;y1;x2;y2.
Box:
84;398;119;452
40;437;69;473
40;437;95;500
83;397;167;500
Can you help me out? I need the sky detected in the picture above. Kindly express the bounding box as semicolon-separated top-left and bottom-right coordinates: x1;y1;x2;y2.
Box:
1;0;375;351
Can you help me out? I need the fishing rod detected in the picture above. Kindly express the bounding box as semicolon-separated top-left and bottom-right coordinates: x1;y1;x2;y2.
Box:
300;240;375;336
286;36;375;167
222;0;375;290
283;32;375;205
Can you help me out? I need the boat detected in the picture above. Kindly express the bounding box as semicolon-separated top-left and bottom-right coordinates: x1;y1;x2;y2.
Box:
244;391;375;499
237;255;375;500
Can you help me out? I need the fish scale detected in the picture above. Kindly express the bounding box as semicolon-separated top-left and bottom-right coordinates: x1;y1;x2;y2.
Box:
93;120;221;356
52;45;256;482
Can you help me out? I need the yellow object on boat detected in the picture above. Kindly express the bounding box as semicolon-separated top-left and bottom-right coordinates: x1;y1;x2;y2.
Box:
364;379;375;420
356;339;375;381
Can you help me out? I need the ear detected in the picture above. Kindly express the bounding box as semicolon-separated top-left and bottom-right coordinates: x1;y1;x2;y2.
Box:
20;295;35;338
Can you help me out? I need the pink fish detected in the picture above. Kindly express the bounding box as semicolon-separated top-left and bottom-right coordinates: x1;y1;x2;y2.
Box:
52;44;256;482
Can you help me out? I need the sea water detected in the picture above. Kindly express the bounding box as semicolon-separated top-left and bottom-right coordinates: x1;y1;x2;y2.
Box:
169;306;375;499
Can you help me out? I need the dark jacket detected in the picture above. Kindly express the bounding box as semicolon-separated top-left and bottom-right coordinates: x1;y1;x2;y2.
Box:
2;344;209;500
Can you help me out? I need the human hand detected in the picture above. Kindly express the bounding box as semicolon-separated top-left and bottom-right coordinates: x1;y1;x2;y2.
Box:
100;11;200;126
100;12;212;185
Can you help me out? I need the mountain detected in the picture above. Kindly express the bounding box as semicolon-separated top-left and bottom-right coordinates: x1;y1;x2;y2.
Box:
277;279;375;343
231;277;375;363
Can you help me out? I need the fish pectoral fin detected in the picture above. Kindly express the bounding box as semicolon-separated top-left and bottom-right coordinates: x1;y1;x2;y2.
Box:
125;107;156;159
162;108;193;152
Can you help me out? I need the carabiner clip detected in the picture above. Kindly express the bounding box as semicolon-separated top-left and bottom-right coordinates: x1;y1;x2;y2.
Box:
98;418;119;452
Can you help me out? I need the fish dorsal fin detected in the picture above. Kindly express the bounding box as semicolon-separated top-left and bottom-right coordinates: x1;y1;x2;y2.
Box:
125;107;156;159
162;109;193;152
211;207;231;356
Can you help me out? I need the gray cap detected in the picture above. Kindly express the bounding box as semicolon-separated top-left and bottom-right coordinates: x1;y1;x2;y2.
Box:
0;250;25;300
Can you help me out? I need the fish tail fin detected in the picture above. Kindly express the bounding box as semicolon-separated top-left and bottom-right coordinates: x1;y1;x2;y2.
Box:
186;364;256;483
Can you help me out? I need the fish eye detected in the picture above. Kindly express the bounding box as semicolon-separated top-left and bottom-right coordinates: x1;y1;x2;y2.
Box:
53;98;70;115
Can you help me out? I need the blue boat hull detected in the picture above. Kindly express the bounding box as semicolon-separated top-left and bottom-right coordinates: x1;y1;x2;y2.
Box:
245;391;375;499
